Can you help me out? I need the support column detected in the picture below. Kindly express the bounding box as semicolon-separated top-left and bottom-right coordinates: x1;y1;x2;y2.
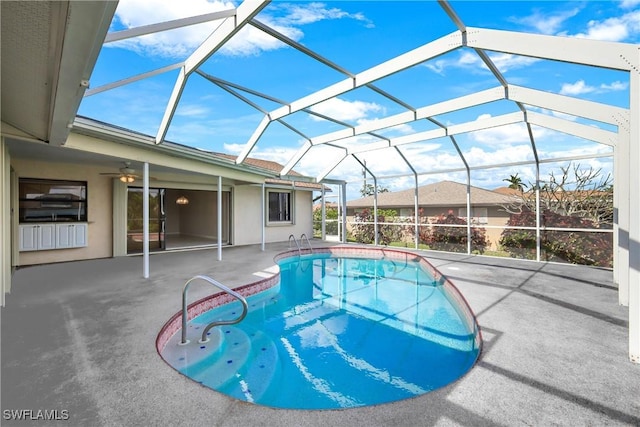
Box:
217;175;222;261
414;175;419;250
465;171;471;254
628;49;639;363
0;138;11;305
341;182;347;244
143;162;149;279
535;164;541;262
373;176;378;246
615;126;630;306
261;183;265;251
321;186;326;240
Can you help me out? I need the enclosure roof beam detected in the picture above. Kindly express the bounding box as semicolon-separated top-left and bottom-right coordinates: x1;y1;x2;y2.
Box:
466;27;637;71
307;86;505;148
316;152;349;182
105;9;237;43
526;111;618;146
155;0;270;144
508;85;628;126
85;63;184;97
266;31;464;123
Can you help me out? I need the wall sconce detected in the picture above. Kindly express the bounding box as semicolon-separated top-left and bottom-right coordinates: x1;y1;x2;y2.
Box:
176;196;189;205
119;175;135;183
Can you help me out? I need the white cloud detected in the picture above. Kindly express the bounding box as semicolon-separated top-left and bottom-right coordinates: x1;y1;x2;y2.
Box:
560;79;629;96
309;98;383;122
270;2;373;27
568;10;640;42
512;7;581;35
470;122;536;145
600;80;629;91
425;50;539;76
621;0;640;8
560;80;596;96
110;0;372;58
175;104;210;118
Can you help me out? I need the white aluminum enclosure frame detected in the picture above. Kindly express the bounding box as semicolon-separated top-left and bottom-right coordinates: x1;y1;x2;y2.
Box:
90;1;639;362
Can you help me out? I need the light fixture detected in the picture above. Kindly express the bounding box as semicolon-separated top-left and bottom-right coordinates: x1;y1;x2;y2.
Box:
176;196;189;205
119;175;135;183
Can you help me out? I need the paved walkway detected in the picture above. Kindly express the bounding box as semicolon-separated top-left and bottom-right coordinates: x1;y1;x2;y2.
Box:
2;242;639;426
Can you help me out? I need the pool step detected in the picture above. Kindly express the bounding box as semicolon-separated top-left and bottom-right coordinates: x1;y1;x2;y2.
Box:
182;326;252;389
185;326;280;403
217;329;281;403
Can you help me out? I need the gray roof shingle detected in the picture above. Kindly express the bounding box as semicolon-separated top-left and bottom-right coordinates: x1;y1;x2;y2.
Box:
347;181;510;208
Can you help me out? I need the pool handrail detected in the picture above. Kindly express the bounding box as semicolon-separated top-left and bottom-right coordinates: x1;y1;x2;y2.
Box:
300;233;313;253
180;275;248;345
288;234;301;256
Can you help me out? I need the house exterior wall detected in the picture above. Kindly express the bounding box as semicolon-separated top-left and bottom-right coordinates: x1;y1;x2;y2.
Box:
12;158;113;266
233;185;313;245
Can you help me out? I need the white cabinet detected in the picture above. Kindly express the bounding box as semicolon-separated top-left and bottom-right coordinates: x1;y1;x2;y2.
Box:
56;224;87;249
19;223;87;251
39;224;56;250
19;224;55;251
19;225;39;251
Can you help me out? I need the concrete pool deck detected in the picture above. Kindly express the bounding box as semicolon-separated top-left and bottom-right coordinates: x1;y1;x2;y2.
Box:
2;242;639;426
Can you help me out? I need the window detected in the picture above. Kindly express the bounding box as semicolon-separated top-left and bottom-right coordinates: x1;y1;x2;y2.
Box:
19;178;87;223
458;207;488;224
267;191;292;223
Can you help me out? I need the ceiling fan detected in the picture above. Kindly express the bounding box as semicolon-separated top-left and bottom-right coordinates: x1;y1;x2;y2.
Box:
100;162;149;183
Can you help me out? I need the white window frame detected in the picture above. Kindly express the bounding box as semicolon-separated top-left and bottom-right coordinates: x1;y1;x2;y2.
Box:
458;207;488;224
266;189;294;225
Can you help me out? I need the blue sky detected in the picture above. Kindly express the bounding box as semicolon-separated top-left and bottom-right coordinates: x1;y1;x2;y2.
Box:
79;0;639;197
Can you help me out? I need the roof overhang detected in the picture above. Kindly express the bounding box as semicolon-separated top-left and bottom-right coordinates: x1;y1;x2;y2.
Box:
0;1;118;145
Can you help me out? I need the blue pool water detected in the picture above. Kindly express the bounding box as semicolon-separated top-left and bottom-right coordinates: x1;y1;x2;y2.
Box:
162;253;480;409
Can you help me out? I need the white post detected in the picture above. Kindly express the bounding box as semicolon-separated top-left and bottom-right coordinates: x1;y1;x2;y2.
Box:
628;49;639;363
535;163;541;262
143;162;149;279
261;183;265;251
466;171;471;254
414;174;419;250
217;175;222;261
321;186;326;240
341;182;347;244
373;176;378;246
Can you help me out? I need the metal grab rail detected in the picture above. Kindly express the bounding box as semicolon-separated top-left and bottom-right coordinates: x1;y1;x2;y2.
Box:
300;233;313;253
288;234;301;256
180;275;248;345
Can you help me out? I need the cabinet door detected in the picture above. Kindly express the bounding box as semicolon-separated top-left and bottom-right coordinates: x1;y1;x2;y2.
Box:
38;224;56;250
73;224;88;247
56;224;74;249
19;225;38;251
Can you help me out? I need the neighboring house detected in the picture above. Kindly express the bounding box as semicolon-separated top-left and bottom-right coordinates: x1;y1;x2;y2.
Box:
346;181;511;249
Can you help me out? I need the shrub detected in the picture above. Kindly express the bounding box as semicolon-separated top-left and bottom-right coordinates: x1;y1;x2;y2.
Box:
425;212;488;254
499;209;612;267
351;208;402;245
313;206;338;236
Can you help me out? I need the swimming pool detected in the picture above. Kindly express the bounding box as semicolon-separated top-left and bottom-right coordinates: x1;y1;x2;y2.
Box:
158;247;481;409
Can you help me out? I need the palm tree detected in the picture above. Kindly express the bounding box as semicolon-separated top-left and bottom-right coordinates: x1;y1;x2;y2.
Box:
503;173;526;191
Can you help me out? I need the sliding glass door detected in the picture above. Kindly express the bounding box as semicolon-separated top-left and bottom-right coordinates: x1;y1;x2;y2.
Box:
126;188;165;253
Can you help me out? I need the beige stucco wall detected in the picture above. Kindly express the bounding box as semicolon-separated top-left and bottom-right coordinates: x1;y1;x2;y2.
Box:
11;159;113;266
233;185;313;245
